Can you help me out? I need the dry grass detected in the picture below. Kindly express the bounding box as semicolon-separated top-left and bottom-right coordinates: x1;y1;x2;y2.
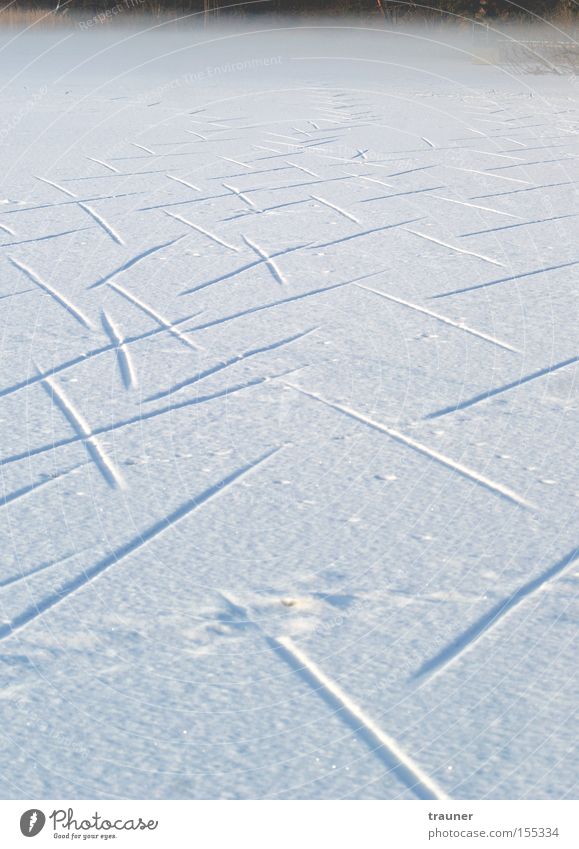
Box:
0;7;74;27
1;3;577;30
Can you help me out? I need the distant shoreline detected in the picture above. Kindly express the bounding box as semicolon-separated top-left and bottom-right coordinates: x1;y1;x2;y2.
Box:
0;0;576;28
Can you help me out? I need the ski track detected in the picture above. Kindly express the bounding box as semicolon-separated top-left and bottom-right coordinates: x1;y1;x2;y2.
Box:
223;181;259;210
164;210;239;252
425;194;522;219
0;448;282;642
0;370;301;471
182;269;386;331
0;385;233;467
63;170;175;184
413;545;579;683
433;257;579;299
181;241;309;295
0;314;200;401
2;69;577;800
221;197;309;221
107;280;204;352
488;155;579;172
89;234;187;289
356;284;518;352
86;156;120;174
131;142;156;155
286;384;534;509
219;155;253;170
0;191;143;216
359;185;446;204
309;217;425;251
0;548;91;590
310;193;360;223
471;179;579;200
144;327;317;403
8;256;94;330
216;593;448;800
402;228;505;268
273;636;448;801
458;213;579;238
241;235;289;285
38;372;126;490
286;161;321;178
0;226;95;248
0;461;87;511
78;202;125;246
0;287;35;301
166;174;201;193
425;354;579;419
447;165;530;185
100;310;137;390
185;129;208;141
35;175;77;199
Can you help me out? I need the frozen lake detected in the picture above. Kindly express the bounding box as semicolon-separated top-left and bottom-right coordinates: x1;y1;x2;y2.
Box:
0;20;578;799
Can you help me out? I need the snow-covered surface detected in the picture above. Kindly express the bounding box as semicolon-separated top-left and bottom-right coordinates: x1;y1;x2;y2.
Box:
0;22;578;800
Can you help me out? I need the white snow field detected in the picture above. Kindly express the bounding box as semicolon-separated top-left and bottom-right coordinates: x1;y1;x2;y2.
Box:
0;21;578;800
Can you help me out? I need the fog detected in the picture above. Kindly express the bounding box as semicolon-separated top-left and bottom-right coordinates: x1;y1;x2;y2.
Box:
0;15;577;96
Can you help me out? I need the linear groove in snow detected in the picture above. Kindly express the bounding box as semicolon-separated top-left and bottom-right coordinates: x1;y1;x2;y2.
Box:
1;226;95;249
167;173;201;192
309;217;424;251
459;212;578;238
402;228;505;268
0;370;298;469
164;210;239;252
78;202;124;245
86;156;119;174
223;181;258;210
242;235;288;285
145;327;317;403
0;191;142;217
310;193;359;223
425;354;579;419
89;234;186;289
181;241;309;295
108;280;203;352
0;313;201;401
183;269;386;332
287;384;534;509
426;194;520;219
0;462;86;511
433;257;579;299
100;310;137;390
39;372;125;490
35;175;77;199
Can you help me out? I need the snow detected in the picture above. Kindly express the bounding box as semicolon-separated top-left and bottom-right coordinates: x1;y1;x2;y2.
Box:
0;21;578;800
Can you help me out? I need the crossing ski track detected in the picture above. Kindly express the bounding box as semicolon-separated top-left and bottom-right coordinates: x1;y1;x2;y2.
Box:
0;25;578;802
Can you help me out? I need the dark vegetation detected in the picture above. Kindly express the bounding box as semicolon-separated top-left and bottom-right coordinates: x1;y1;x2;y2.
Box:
4;0;577;20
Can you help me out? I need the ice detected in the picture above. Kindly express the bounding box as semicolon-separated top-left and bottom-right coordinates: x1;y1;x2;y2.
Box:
0;20;578;800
